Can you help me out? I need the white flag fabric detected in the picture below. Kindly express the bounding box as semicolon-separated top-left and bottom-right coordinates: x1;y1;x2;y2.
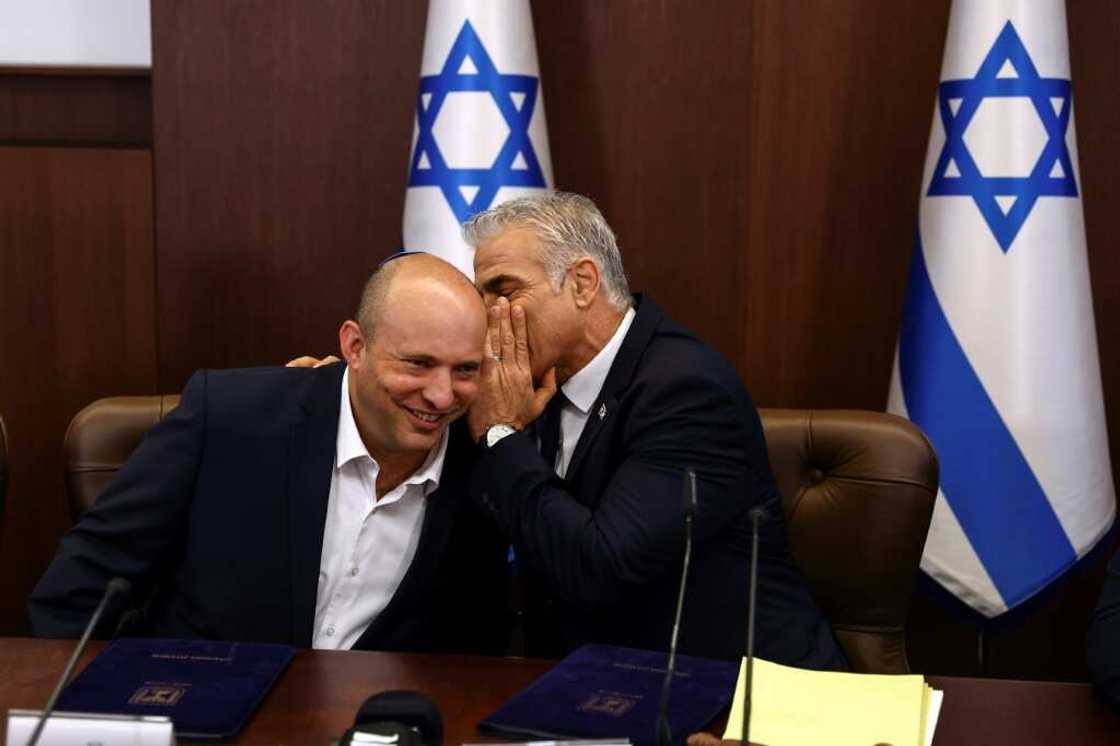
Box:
402;0;554;277
887;0;1115;618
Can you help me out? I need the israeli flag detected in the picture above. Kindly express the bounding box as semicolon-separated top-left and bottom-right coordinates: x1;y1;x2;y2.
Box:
887;0;1115;618
403;0;554;277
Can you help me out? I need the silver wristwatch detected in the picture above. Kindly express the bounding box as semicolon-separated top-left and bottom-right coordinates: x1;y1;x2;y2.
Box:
484;423;517;449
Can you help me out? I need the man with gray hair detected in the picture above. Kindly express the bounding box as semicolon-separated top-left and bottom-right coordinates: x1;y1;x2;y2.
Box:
465;191;847;668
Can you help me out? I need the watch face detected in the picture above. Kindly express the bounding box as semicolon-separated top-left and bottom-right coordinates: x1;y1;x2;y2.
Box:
486;424;515;448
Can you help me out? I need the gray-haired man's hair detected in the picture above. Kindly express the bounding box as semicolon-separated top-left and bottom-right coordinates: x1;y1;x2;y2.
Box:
462;191;632;309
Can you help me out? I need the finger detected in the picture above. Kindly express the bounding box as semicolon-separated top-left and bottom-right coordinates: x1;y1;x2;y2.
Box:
488;303;502;358
498;298;517;363
539;366;558;397
511;304;531;371
480;328;494;373
286;356;321;368
531;367;559;419
314;355;341;368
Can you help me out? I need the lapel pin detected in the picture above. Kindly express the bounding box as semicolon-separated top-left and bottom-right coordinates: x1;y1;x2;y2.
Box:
598;403;607;420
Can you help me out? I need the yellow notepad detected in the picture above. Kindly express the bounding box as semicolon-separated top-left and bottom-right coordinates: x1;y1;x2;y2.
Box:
722;658;942;746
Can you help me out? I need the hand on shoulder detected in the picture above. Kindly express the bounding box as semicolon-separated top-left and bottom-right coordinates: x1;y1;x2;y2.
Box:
285;355;340;368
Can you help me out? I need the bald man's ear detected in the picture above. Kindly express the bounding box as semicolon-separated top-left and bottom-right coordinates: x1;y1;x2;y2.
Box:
339;320;368;367
570;257;601;309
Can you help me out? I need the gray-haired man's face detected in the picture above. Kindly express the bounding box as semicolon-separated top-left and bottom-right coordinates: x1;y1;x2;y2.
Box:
473;227;578;383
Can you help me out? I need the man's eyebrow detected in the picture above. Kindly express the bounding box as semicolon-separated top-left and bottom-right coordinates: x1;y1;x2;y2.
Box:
395;352;434;362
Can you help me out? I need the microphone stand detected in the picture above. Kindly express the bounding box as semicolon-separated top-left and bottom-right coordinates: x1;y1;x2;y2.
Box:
741;508;764;746
656;469;697;746
27;577;131;746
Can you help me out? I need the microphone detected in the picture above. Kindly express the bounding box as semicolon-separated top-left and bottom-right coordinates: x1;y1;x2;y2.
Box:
27;576;131;746
740;507;766;746
338;690;444;746
655;468;697;746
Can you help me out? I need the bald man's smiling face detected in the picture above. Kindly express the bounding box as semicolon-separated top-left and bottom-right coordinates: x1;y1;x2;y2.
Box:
344;275;487;463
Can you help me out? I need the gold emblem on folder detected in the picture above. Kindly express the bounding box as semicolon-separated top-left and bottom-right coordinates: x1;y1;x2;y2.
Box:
129;686;186;706
578;692;638;717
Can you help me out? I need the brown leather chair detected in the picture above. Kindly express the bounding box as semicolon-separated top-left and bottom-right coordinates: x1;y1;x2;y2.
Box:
64;396;182;517
64;399;937;674
760;408;938;674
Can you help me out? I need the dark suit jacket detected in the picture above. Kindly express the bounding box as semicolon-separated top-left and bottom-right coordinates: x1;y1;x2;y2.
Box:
1087;548;1120;710
29;363;507;653
471;295;848;667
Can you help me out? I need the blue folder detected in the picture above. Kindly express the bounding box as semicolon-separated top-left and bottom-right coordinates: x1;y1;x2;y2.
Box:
479;644;739;746
55;638;295;740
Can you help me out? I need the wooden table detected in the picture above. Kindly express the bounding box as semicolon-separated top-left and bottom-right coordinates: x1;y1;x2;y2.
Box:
1;638;1117;745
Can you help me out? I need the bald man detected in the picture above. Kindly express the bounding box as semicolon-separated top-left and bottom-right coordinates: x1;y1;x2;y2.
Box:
29;255;508;653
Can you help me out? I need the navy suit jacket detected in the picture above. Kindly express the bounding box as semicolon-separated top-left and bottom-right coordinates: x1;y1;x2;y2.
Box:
471;295;848;667
29;364;507;653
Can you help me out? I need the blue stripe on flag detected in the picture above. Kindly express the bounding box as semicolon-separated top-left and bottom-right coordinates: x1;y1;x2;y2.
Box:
899;235;1076;608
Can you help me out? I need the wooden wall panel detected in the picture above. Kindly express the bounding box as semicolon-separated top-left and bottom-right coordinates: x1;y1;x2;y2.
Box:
531;1;751;363
0;147;157;633
741;1;949;407
0;70;151;146
151;1;428;391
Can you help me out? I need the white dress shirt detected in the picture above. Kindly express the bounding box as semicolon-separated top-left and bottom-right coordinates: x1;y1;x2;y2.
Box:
312;368;447;650
552;307;637;477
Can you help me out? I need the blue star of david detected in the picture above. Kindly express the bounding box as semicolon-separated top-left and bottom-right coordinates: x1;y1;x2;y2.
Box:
407;21;547;223
927;21;1077;252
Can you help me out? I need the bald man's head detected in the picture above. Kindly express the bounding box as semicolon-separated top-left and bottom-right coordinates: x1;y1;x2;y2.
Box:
356;253;481;337
340;252;487;467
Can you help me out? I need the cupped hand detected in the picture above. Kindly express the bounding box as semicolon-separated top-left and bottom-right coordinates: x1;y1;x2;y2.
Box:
467;298;556;441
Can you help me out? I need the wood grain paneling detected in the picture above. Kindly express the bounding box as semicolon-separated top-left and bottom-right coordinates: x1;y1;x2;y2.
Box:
0;70;151;145
740;1;950;408
0;147;157;633
150;1;428;391
531;1;751;364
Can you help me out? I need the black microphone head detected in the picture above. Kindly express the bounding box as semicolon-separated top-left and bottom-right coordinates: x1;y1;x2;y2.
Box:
354;690;443;746
747;507;766;523
106;577;132;599
682;468;697;518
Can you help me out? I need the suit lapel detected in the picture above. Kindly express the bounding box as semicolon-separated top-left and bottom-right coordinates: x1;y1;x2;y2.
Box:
286;363;345;647
564;295;663;480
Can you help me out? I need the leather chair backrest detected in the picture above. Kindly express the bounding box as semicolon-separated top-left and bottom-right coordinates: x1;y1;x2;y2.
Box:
64;396;181;518
63;399;937;673
759;408;938;674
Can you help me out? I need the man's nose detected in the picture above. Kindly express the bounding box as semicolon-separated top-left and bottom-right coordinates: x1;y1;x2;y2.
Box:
422;368;454;410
